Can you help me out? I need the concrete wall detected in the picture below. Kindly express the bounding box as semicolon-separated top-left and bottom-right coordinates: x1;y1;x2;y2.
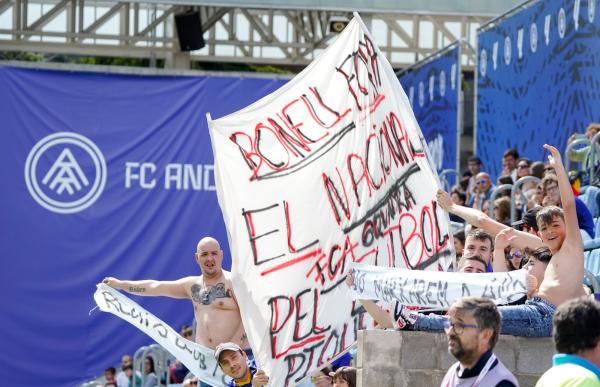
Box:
356;330;555;387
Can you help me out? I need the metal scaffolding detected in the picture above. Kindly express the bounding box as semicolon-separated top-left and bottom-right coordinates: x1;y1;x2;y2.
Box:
0;0;495;69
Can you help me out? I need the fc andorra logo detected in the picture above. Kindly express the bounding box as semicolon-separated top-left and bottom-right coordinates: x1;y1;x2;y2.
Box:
24;132;107;214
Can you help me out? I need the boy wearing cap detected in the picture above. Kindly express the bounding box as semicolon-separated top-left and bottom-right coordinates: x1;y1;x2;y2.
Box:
215;342;269;387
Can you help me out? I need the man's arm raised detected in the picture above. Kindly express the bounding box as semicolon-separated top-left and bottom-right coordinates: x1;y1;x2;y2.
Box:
102;276;192;299
544;144;583;252
436;189;543;251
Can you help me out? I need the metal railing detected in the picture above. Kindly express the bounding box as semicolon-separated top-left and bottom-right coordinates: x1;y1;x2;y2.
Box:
510;176;541;223
564;138;590;172
565;138;591;173
584;270;600;293
134;343;176;386
588;132;600;183
439;169;459;192
484;176;540;223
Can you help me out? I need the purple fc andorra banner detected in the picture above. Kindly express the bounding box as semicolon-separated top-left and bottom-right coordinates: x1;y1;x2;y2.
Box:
0;66;287;386
208;14;454;386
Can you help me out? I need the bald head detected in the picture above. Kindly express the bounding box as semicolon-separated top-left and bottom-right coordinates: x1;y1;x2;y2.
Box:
475;172;490;181
195;237;224;278
197;237;221;253
474;172;492;192
121;355;132;366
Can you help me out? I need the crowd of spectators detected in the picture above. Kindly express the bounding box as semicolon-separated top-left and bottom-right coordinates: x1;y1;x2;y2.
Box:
95;127;600;387
343;130;600;385
449;139;596;244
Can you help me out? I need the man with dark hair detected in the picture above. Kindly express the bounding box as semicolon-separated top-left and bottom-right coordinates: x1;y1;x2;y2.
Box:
463;229;494;272
440;297;518;387
540;173;595;239
214;342;269;387
457;255;487;273
502;148;520;183
468;156;482;170
466;156;483;203
104;367;117;387
536;297;600;386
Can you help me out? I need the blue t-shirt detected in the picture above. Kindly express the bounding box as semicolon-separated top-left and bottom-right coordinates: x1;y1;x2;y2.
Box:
575;197;595;238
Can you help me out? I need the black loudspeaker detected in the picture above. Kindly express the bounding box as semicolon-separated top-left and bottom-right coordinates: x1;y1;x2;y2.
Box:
174;10;205;51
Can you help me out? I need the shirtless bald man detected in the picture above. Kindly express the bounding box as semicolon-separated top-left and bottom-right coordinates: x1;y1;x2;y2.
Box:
103;236;250;352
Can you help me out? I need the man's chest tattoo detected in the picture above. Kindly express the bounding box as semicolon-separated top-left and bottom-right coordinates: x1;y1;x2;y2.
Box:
191;282;232;305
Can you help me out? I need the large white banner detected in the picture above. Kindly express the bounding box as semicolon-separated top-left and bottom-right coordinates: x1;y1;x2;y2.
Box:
207;14;454;386
350;265;528;308
93;284;229;386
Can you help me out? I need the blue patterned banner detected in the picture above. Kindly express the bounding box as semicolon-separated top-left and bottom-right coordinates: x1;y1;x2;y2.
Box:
477;0;600;178
398;44;460;177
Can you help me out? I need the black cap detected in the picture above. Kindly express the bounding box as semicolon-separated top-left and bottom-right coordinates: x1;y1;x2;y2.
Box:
512;207;542;231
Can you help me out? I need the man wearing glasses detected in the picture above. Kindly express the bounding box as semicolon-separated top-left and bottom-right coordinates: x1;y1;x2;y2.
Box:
440;297;518;387
467;172;494;211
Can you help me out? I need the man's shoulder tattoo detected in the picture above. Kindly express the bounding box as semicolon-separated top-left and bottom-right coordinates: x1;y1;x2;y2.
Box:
191;282;233;305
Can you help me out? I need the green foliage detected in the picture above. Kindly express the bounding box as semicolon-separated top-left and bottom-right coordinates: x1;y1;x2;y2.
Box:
0;51;43;61
75;56;164;67
1;50;294;74
193;61;292;74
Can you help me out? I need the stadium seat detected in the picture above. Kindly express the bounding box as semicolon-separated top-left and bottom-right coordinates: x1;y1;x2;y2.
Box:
587;249;600;276
584;249;600;293
580;185;590;195
584;238;600;251
579;185;600;218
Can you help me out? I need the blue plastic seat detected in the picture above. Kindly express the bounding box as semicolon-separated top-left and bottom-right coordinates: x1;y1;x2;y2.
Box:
587;249;600;278
584;249;600;292
579;186;600;218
